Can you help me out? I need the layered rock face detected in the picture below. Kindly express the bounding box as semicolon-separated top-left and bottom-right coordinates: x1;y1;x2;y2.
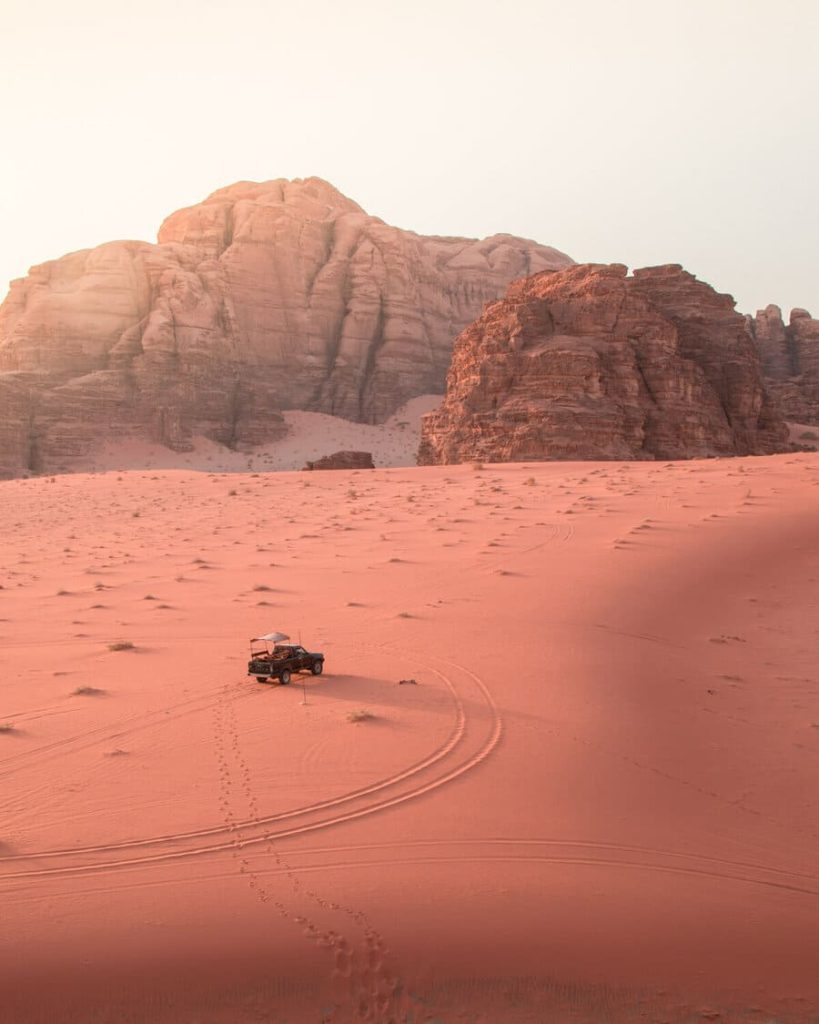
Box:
0;177;572;476
747;305;819;423
303;451;375;471
418;263;789;464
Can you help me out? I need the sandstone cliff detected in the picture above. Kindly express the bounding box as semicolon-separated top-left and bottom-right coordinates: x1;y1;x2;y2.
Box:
0;177;572;477
418;263;789;464
747;305;819;424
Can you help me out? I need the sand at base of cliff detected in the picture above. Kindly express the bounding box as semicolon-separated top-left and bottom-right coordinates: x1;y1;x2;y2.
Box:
1;453;817;1023
65;394;443;475
788;421;819;449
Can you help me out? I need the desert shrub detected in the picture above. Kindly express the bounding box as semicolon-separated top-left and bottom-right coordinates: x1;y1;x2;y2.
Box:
347;709;376;723
108;641;135;652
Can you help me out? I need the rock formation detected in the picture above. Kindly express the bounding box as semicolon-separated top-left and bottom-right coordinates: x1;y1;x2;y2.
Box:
0;177;572;477
418;263;789;464
747;305;819;424
303;450;375;471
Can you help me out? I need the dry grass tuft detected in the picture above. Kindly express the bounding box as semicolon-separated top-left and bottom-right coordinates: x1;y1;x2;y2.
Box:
73;686;106;697
347;709;376;723
0;723;17;734
108;641;135;652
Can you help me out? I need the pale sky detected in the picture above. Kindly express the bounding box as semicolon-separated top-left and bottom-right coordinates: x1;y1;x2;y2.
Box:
2;0;817;316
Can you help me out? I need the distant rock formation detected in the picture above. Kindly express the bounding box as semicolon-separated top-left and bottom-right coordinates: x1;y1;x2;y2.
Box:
303;450;375;471
747;305;819;424
0;177;572;477
418;263;789;464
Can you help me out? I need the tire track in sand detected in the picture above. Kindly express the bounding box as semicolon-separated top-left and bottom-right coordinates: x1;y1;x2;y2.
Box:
0;646;500;880
212;679;422;1024
0;682;251;777
267;838;819;899
2;648;810;902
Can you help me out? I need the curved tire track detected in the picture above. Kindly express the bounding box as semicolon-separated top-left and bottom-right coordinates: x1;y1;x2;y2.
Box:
2;645;811;904
0;644;500;881
274;837;819;898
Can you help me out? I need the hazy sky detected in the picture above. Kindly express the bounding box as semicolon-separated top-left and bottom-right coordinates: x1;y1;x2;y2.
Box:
2;0;817;315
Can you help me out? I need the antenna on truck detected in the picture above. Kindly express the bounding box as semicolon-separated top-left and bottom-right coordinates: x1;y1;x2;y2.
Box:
298;625;308;705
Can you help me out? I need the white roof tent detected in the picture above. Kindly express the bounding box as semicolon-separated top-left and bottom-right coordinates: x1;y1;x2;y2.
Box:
252;632;290;644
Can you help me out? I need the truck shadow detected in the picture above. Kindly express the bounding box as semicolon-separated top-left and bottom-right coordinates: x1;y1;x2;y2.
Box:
255;672;456;715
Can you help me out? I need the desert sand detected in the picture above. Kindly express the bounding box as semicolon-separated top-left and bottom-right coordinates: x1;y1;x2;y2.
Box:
1;452;818;1023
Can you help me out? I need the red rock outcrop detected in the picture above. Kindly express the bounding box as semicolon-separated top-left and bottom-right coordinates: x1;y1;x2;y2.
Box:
0;177;572;477
418;263;789;464
303;450;375;471
747;305;819;424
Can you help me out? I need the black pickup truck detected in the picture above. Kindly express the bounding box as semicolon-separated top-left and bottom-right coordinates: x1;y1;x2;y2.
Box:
248;641;324;685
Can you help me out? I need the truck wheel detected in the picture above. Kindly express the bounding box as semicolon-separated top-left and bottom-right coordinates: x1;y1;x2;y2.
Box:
279;670;291;685
311;661;323;675
255;676;269;684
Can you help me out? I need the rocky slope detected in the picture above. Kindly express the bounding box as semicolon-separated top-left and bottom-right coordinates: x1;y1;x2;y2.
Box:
747;305;819;424
418;263;789;464
0;177;572;477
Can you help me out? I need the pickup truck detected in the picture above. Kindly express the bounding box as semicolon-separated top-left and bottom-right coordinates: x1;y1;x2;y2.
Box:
248;641;324;685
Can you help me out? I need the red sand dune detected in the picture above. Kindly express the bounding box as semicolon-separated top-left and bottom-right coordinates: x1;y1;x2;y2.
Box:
1;455;817;1023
